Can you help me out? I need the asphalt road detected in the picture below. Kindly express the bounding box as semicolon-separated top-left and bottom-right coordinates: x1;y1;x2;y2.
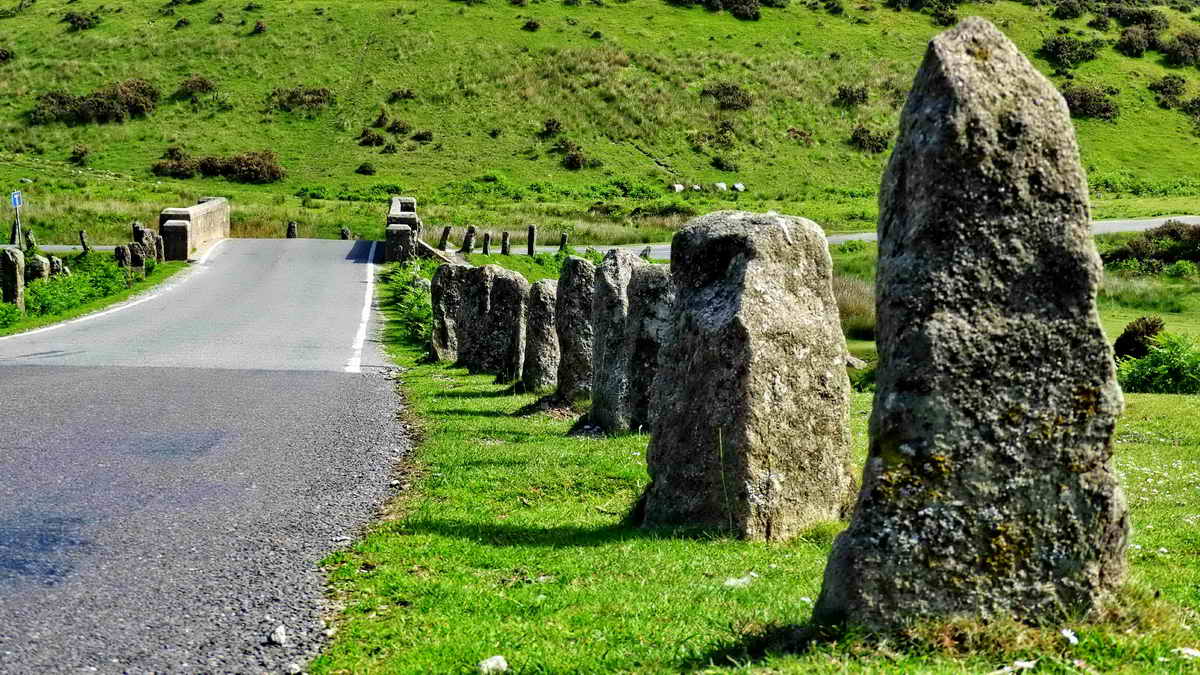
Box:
0;239;404;674
530;214;1200;260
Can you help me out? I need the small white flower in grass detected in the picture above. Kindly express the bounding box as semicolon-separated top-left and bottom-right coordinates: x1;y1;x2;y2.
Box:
1173;647;1200;659
1061;628;1079;645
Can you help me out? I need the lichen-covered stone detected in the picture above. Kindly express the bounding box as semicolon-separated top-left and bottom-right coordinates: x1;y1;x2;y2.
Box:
624;264;674;432
639;211;853;541
522;279;560;393
25;255;50;282
554;256;596;404
814;17;1128;630
0;248;25;311
458;264;529;381
591;250;645;432
114;245;129;268
48;256;64;277
431;264;470;363
127;242;146;278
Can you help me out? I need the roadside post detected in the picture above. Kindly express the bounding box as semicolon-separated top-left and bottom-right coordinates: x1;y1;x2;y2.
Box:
9;191;24;249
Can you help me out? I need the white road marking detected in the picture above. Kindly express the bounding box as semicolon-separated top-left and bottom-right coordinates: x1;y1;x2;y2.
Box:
0;238;229;343
344;241;377;374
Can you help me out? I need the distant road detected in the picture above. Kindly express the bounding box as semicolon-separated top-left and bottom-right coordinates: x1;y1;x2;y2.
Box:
533;215;1200;261
0;239;403;673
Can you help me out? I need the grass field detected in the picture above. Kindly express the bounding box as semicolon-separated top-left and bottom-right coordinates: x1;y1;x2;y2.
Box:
313;265;1200;673
3;0;1200;245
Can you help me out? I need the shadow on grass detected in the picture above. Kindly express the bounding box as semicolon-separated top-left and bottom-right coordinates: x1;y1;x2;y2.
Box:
678;622;844;671
434;388;521;399
401;517;730;548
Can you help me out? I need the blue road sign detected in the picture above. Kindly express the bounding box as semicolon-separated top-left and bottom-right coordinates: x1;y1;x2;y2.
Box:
10;191;21;208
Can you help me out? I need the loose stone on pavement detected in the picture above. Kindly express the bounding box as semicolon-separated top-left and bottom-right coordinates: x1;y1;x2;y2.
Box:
638;211;854;541
814;17;1129;630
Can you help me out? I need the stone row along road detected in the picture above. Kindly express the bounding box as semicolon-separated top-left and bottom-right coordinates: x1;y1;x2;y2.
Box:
0;214;1185;673
0;239;404;674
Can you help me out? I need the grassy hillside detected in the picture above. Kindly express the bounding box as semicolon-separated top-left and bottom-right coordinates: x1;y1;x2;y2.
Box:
2;0;1200;244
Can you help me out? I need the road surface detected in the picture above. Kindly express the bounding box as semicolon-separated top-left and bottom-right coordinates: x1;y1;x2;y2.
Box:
0;239;404;674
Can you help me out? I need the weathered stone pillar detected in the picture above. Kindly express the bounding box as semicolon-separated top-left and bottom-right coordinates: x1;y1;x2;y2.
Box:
114;245;130;268
558;232;569;253
127;242;146;279
0;248;25;312
340;227;351;240
79;230;92;254
482;232;492;256
624;264;675;432
286;221;298;239
49;256;64;277
522;279;559;393
25;255;49;282
386;225;414;263
457;265;529;380
814;18;1128;630
154;233;165;263
526;225;536;256
431;264;470;362
460;226;477;255
639;211;853;541
591;249;645;432
501;231;511;256
438;226;452;251
554;256;596;404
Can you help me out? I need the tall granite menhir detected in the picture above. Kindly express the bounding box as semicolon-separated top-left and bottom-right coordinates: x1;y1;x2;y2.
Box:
814;18;1128;630
522;279;560;393
554;256;596;404
590;250;644;432
431;264;470;363
457;265;529;382
624;264;674;432
639;211;854;541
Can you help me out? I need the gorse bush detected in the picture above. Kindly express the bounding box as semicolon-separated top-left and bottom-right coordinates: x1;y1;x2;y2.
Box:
850;124;890;153
151;147;285;183
834;84;868;107
1105;5;1169;30
1116;26;1154;57
1149;75;1187;108
1061;85;1120;120
0;47;13;63
30;79;161;125
267;86;333;112
1163;32;1200;67
1052;0;1088;20
1117;332;1200;394
62;11;101;31
700;82;753;110
175;74;216;100
1114;315;1165;360
1040;36;1103;68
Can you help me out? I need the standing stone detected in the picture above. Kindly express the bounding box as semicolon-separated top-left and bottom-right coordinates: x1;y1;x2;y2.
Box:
438;226;452;251
554;256;596;404
639;246;653;260
557;232;569;253
127;242;146;279
624;264;675;432
526;225;536;256
482;232;492;256
154;233;165;263
25;255;50;282
340;227;351;240
460;226;477;255
501;231;511;256
814;18;1128;630
24;229;37;252
522;279;559;393
431;264;470;363
48;256;64;277
639;211;853;541
114;245;129;268
386;225;414;263
590;249;645;432
79;230;92;254
0;248;25;312
286;221;298;239
457;265;529;381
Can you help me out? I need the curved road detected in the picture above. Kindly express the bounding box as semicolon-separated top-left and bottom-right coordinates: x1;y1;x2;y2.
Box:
0;240;403;674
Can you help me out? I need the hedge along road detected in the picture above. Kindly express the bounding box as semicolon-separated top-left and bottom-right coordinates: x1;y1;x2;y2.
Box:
0;239;405;674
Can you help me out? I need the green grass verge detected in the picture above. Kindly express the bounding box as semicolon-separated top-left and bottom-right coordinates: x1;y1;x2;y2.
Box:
0;255;187;337
314;268;1200;673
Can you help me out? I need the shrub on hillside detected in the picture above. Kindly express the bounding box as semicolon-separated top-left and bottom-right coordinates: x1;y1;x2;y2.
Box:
30;79;161;125
1116;26;1153;57
1040;35;1103;68
1105;5;1169;30
412;129;434;142
355;162;376;176
701;82;753;110
1087;14;1111;30
174;74;216;100
0;47;13;63
372;108;389;128
710;154;739;172
522;19;540;31
1053;0;1088;20
62;11;101;31
1149;74;1187;108
834;84;868;107
251;20;267;34
267;86;333;112
1114;315;1165;360
151;148;284;183
1117;332;1200;394
1103;219;1200;266
1162;32;1200;66
1165;259;1199;278
68;145;91;166
849;124;890;153
726;0;763;19
387;118;411;135
359;129;386;147
1061;85;1119;120
540;118;563;138
388;88;416;103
